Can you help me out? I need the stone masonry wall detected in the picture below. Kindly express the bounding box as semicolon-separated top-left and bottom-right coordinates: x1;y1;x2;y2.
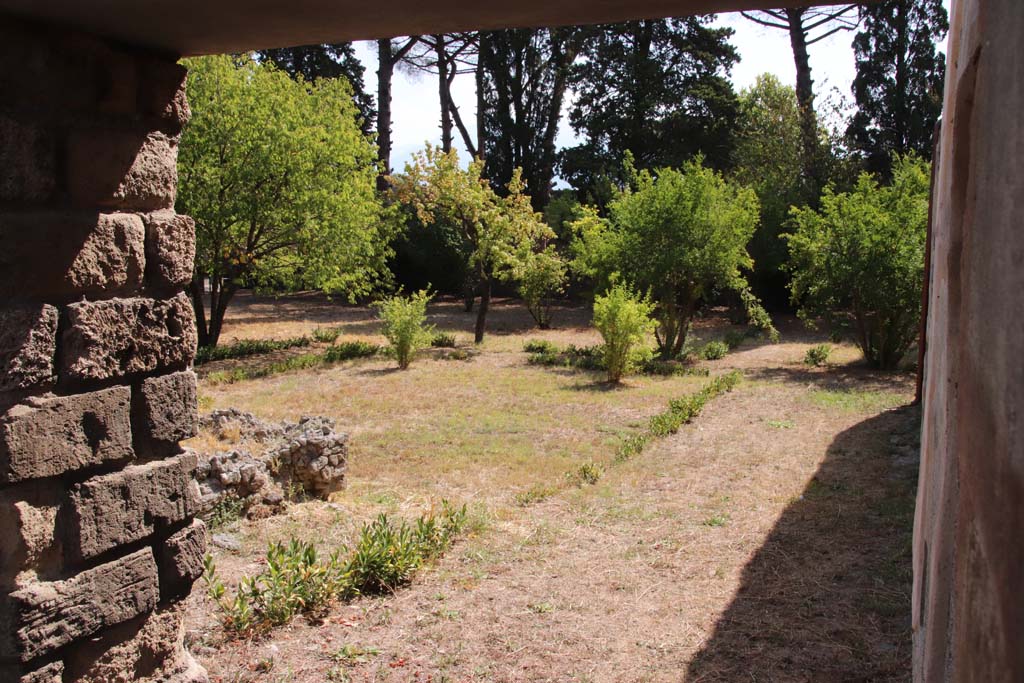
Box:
0;18;207;683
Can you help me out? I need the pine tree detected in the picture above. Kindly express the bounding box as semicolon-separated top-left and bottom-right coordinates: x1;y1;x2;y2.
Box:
847;0;948;175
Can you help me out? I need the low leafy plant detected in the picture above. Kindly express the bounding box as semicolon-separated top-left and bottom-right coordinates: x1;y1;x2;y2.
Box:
323;341;381;363
804;343;832;367
593;284;657;383
569;461;603;486
207;494;246;529
523;339;558;354
513;485;558;507
312;327;343;343
204;353;324;385
374;290;434;369
430;333;457;348
195;336;312;365
700;340;729;360
723;330;747;350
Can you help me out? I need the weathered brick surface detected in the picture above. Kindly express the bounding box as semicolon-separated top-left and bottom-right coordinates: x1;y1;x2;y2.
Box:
157;519;207;598
66;453;200;562
0;115;57;204
143;210;195;290
67;130;178;211
1;547;159;661
0;660;65;683
133;370;198;450
0;387;134;483
0;304;58;392
0;211;145;299
60;292;197;382
0;487;62;590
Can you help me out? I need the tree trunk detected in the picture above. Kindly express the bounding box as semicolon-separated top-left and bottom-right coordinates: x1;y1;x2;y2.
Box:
435;35;454;153
205;280;237;349
377;39;396;192
474;275;491;343
476;32;487;164
190;275;210;348
786;8;821;196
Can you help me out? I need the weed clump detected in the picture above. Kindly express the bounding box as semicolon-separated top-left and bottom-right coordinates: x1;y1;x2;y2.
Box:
323;341;380;363
700;340;729;360
804;343;832;367
430;332;457;348
195;336;311;365
312;327;343;343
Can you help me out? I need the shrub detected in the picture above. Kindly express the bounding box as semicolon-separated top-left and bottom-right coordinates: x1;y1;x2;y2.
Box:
700;341;729;360
512;246;567;329
312;327;343;343
207;494;245;529
804;343;833;366
523;339;558;354
430;332;457;348
323;341;380;363
568;462;603;486
374;290;434;369
786;155;929;369
592;284;656;383
723;330;747;350
195;336;311;365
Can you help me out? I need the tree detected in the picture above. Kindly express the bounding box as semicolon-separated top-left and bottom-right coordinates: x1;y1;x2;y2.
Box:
511;245;567;329
178;55;393;348
376;37;420;189
740;6;858;192
257;43;375;133
786;155;930;369
847;0;948;175
560;18;740;204
390;146;553;342
400;34;479;154
571;158;768;359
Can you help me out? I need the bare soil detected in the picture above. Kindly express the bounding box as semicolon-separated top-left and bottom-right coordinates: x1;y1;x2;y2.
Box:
186;291;918;683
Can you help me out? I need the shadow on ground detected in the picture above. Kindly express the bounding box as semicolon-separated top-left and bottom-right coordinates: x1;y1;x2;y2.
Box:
684;405;920;683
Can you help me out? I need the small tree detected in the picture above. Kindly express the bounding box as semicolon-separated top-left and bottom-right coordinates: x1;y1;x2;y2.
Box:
512;246;567;329
375;290;434;369
593;284;656;383
391;146;554;343
573;158;774;359
178;55;392;348
786;155;930;369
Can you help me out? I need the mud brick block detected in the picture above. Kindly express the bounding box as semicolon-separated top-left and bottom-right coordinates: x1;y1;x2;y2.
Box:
65;453;200;562
66;130;178;211
1;548;159;661
0;211;145;299
142;210;195;290
0;386;133;483
60;293;197;383
0;305;58;393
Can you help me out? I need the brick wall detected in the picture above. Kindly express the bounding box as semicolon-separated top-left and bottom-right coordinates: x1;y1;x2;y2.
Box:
0;18;207;683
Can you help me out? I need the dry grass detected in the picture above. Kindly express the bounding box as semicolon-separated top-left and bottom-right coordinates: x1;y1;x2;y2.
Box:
185;292;917;683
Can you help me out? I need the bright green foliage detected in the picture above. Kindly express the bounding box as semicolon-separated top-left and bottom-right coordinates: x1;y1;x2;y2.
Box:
700;341;729;360
592;284;656;383
312;327;343;344
573;159;774;359
569;462;604;486
391;146;554;343
786;156;930;369
430;333;457;348
805;343;833;367
374;290;434;369
512;246;567;329
178;54;393;348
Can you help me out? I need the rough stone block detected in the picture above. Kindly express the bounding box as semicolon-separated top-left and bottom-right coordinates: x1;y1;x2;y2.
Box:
0;115;57;203
133;370;198;450
137;58;191;130
157;519;208;598
60;293;197;383
0;486;62;590
0;660;65;683
66;453;200;562
0;386;134;483
0;305;57;392
67;130;178;211
0;211;145;299
143;210;195;290
1;547;159;661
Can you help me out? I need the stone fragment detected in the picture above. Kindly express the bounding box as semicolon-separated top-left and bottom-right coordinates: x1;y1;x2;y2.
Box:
0;304;57;392
0;115;57;203
0;386;134;483
67;130;178;211
0;211;145;299
0;487;62;590
66;453;200;562
157;519;208;597
61;293;197;382
133;370;198;451
1;547;159;661
0;660;65;683
143;210;195;290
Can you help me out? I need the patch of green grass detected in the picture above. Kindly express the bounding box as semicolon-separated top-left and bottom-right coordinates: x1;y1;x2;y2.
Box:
808;388;906;413
323;340;381;363
195;336;311;365
766;419;795;429
312;327;344;343
529;602;554;614
204;342;382;385
702;513;730;528
514;484;557;507
329;644;381;664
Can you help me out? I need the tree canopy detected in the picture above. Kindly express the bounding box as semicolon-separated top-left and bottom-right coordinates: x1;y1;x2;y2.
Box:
178;54;393;348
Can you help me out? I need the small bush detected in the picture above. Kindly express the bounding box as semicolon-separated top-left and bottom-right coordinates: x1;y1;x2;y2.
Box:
513;246;567;329
204;353;324;385
523;339;558;354
804;343;832;367
207;494;245;529
312;327;343;343
430;333;457;348
323;341;380;363
723;330;747;350
513;485;557;507
374;290;434;369
593;284;656;383
700;340;729;360
195;336;311;365
568;462;603;486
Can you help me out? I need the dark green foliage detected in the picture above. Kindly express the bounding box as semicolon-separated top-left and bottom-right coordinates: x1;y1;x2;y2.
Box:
805;343;833;367
194;336;311;365
523;339;558;354
206;495;246;529
322;341;381;363
312;327;343;343
204;342;381;384
700;341;729;360
431;333;457;348
723;330;747;350
847;0;948;175
560;18;740;204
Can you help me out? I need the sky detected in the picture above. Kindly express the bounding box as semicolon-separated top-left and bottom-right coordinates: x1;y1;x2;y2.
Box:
352;4;950;173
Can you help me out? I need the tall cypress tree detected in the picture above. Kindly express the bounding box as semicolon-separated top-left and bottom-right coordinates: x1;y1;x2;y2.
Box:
847;0;948;175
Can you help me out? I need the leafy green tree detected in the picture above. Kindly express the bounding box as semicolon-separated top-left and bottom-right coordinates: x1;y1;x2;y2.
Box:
847;0;948;175
560;18;739;205
178;55;393;348
511;246;567;329
257;43;375;133
593;283;656;383
572;159;770;359
786;155;930;369
375;290;434;369
391;146;554;343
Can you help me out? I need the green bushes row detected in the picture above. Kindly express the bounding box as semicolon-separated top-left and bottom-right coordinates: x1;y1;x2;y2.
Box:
204;502;467;635
205;342;382;384
195;336;311;365
524;341;710;378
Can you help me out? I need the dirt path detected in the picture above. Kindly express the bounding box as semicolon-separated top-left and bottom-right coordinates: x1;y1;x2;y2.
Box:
186;300;917;683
